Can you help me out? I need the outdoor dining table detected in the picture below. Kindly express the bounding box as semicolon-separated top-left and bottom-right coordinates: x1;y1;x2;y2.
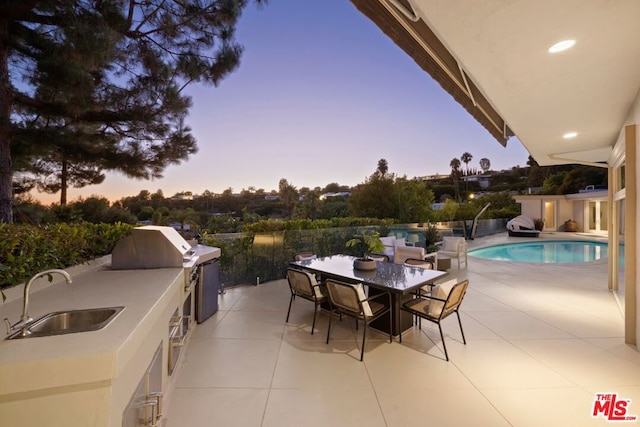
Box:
290;254;447;337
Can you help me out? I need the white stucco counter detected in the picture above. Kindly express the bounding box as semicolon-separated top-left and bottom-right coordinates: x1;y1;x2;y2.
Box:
0;259;185;426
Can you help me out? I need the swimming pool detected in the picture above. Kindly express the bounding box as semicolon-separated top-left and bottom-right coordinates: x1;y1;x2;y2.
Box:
469;240;608;264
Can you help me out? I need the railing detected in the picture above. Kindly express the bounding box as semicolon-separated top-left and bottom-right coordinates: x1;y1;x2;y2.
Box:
203;221;508;288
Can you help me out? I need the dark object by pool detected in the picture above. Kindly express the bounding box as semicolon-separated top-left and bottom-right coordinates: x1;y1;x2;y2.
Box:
507;229;540;237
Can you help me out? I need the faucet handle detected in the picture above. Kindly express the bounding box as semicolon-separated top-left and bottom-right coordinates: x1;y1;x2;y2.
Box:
4;317;33;334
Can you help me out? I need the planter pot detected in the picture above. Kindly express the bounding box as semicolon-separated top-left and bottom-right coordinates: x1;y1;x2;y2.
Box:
565;220;578;232
353;258;377;270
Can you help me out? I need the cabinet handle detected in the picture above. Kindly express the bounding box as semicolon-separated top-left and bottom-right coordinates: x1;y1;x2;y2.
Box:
140;392;163;427
148;392;163;427
171;333;186;348
169;314;182;328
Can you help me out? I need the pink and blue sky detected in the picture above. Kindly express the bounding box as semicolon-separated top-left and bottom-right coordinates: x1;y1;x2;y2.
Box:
33;0;529;204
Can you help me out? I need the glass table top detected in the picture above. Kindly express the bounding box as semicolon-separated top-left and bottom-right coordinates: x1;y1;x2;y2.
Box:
291;254;446;293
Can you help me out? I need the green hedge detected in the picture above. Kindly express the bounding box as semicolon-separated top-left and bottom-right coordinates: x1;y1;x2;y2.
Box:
0;223;134;289
242;217;395;233
0;218;398;292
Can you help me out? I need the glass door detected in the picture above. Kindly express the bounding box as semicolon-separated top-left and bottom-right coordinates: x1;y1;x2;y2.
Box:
588;201;609;233
543;201;556;230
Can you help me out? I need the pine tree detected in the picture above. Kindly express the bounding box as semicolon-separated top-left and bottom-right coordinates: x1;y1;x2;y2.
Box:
0;0;266;221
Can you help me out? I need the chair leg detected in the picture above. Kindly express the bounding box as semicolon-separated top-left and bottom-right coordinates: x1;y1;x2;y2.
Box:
456;310;466;344
388;310;392;343
285;294;295;323
360;321;367;361
326;308;334;344
311;302;319;335
438;323;449;361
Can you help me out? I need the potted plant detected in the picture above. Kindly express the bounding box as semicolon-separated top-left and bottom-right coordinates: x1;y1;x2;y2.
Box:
533;218;545;231
346;230;384;270
423;222;441;253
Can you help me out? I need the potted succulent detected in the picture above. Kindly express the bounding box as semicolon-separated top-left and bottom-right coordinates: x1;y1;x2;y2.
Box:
346;230;384;270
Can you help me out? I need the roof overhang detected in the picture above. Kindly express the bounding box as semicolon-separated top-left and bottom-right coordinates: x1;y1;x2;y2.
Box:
351;0;511;146
351;0;640;166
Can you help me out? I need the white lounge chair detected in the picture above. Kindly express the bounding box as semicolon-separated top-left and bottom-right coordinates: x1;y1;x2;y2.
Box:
435;236;468;269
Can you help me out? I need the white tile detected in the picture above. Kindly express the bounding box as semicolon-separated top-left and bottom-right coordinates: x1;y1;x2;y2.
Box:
271;340;372;389
365;337;475;391
165;388;268;427
263;388;386;427
378;387;510;427
231;282;291;312
216;287;246;310
511;338;640;387
468;310;574;339
482;387;604;427
586;338;640;365
166;233;640;426
447;339;575;388
284;310;356;341
176;338;280;388
526;310;624;339
203;309;286;339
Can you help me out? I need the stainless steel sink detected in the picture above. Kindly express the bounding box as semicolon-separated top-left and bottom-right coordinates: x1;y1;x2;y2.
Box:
6;306;125;340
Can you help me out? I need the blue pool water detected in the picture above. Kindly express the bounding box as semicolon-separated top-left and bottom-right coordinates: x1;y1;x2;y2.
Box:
469;241;608;264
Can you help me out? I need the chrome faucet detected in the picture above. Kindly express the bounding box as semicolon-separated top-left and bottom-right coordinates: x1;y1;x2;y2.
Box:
4;269;72;335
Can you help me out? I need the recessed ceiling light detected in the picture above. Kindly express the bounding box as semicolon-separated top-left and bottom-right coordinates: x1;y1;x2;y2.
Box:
548;40;576;53
563;132;578;139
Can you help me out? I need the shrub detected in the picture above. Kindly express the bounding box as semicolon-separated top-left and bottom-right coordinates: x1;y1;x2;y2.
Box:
0;222;133;290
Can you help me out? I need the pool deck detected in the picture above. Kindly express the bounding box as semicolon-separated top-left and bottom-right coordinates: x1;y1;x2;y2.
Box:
164;231;637;427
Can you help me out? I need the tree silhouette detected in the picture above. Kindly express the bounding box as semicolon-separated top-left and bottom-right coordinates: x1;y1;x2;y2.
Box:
460;152;473;196
450;158;461;201
479;158;491;173
1;0;266;222
278;178;298;219
376;158;389;177
461;152;473;174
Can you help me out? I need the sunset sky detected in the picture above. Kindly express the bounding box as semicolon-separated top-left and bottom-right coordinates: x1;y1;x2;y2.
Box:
31;0;529;205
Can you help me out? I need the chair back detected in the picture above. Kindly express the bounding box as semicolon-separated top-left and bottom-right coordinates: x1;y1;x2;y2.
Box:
287;268;318;298
443;280;469;316
369;253;389;262
441;236;465;253
393;246;425;264
325;280;362;314
294;251;317;261
404;258;433;269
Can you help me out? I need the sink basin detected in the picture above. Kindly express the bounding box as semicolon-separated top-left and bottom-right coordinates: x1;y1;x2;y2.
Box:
7;306;125;340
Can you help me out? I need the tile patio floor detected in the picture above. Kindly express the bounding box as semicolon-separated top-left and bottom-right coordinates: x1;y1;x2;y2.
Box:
164;232;639;427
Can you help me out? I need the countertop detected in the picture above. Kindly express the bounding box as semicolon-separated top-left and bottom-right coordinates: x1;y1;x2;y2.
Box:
0;262;184;396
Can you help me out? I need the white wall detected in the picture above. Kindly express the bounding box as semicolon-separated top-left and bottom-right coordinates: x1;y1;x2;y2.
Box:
624;88;640;349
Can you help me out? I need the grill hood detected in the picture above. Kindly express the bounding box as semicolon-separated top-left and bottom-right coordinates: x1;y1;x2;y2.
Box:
111;225;195;269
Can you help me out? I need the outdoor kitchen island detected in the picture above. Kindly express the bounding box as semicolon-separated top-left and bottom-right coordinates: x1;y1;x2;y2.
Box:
0;242;220;427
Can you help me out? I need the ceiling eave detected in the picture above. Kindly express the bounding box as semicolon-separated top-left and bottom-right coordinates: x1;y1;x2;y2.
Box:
351;0;511;147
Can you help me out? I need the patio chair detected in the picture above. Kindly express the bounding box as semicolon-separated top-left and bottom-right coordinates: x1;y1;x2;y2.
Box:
435;236;468;269
325;279;392;361
403;258;434;269
399;279;469;361
285;268;327;335
403;257;436;294
393;245;425;264
294;251;317;261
